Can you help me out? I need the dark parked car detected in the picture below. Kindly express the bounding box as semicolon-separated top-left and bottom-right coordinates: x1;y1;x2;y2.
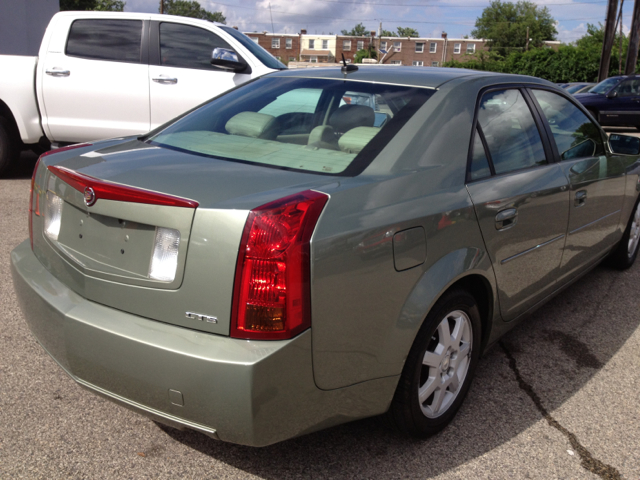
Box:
11;67;640;447
562;82;595;94
575;75;640;129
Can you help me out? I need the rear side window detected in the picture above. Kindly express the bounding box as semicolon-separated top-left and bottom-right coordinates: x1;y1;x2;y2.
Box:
531;89;604;160
160;23;231;70
476;89;547;175
66;19;142;63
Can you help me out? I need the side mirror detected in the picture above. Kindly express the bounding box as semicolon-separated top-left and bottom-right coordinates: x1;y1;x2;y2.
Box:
609;134;640;155
211;48;249;73
606;90;618;99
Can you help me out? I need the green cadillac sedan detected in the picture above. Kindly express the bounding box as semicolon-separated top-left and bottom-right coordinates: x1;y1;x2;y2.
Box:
11;67;640;446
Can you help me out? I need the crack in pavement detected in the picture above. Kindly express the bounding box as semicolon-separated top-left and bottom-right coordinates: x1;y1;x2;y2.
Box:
499;341;621;480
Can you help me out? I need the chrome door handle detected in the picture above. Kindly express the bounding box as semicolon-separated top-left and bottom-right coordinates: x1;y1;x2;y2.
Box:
575;190;587;207
45;68;70;77
152;76;178;84
495;208;518;231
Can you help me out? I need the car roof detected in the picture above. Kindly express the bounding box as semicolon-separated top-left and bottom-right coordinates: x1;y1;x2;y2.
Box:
272;66;554;89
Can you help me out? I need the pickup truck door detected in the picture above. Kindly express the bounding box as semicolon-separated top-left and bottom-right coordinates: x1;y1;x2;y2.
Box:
40;18;150;143
148;21;252;128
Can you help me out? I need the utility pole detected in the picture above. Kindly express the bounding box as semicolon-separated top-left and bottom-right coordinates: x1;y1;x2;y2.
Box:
160;0;164;14
619;0;625;74
626;0;640;73
525;26;530;51
599;0;620;81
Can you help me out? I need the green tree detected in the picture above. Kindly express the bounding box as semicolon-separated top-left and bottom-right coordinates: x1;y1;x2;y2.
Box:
161;0;226;23
397;27;419;37
471;0;557;56
354;48;378;63
380;29;398;37
341;23;368;36
94;0;125;11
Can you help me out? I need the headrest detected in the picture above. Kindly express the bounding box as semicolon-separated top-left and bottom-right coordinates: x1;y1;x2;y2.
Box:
307;125;339;150
225;112;279;140
329;105;375;133
338;126;379;154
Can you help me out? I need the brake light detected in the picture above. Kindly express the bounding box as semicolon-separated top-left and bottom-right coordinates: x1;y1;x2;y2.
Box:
231;190;329;340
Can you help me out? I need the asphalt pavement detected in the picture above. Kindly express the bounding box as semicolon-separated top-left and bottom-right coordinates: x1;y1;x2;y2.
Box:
1;150;639;480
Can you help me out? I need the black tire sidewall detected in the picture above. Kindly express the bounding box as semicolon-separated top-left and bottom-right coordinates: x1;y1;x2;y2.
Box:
402;289;482;436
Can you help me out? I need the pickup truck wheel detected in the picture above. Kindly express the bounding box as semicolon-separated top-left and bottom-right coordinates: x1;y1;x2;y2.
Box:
608;197;640;269
386;288;482;437
0;118;19;177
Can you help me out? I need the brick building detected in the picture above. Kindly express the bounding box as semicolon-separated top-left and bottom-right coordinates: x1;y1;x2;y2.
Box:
335;32;376;63
379;33;488;67
243;31;301;64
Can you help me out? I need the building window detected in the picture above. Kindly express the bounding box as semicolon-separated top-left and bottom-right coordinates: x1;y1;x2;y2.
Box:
432;61;439;67
454;43;461;54
415;42;424;53
286;38;292;49
380;41;387;51
276;56;281;60
343;40;351;50
322;39;328;50
310;55;318;63
250;37;259;44
430;42;437;53
391;60;402;65
412;61;424;66
309;39;315;49
272;38;280;49
466;43;476;53
393;41;402;52
357;40;364;50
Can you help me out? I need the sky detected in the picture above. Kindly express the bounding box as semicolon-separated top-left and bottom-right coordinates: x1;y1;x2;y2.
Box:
124;0;633;43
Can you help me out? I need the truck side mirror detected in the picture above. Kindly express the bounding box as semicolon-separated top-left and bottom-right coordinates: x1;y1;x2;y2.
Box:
211;48;249;73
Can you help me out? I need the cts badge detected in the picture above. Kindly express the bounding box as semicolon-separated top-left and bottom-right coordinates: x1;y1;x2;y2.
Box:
84;187;96;206
185;312;218;324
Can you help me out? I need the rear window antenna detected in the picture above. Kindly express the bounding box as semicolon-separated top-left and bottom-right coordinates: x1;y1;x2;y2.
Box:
341;53;358;78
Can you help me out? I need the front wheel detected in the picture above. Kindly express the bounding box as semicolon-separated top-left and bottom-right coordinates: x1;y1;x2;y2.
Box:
608;197;640;269
386;288;482;437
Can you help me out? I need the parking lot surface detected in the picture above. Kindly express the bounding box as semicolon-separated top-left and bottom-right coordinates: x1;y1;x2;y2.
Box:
1;151;639;480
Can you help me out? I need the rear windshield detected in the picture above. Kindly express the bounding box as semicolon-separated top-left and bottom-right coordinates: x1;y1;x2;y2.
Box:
147;76;433;176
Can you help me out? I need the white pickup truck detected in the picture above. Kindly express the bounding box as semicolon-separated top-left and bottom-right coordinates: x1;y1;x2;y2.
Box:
0;11;285;175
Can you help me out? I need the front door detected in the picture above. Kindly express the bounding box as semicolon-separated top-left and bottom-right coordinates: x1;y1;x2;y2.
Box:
148;21;252;128
466;88;570;321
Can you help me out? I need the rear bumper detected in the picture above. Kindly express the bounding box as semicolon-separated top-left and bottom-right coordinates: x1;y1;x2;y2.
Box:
10;240;397;446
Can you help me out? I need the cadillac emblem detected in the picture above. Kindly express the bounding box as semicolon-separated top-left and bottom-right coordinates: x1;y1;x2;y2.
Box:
84;187;96;206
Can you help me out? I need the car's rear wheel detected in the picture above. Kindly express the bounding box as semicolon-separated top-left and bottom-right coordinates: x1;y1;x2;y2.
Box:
608;197;640;269
386;288;481;437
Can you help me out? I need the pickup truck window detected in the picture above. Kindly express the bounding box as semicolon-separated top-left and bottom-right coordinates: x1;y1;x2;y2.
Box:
159;22;231;70
66;19;142;63
220;26;286;70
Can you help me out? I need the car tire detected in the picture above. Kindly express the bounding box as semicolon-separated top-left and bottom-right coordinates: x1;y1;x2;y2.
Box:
386;288;482;438
608;196;640;269
0;117;19;177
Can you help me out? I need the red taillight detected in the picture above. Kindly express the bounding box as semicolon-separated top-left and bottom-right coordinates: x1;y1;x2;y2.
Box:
29;144;92;250
231;190;329;340
47;165;198;209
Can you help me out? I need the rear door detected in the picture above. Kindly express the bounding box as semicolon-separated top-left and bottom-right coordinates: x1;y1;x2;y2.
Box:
529;88;625;281
148;21;252;128
466;87;570;321
41;18;150;143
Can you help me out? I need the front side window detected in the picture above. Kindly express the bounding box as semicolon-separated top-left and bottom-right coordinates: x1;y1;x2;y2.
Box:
467;43;476;53
476;89;547;175
323;39;329;49
66;19;142;63
286;38;292;49
220;26;286;70
394;41;402;52
148;77;433;176
454;43;461;54
612;78;640;97
309;39;315;49
589;77;622;94
160;23;231;69
343;40;351;50
430;42;437;53
531;89;604;160
416;42;424;53
272;38;280;48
